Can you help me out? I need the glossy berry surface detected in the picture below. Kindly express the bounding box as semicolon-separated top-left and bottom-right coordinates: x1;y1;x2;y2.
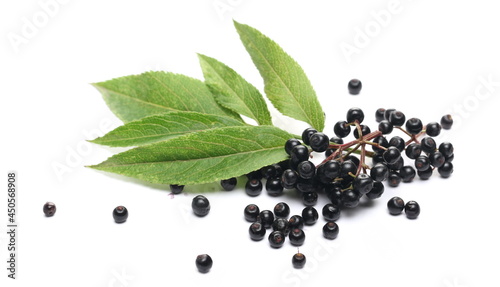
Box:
259;210;275;229
292;253;307;269
378;120;394;135
244;204;260;222
440;114;453;130
421;137;437;154
353;125;371;139
348;79;362;95
414;155;430;171
268;231;286;248
285;138;301;155
170;184;184;194
352;173;374;194
389;136;405;152
195;254;213;273
370;163;389;182
426;122;441;137
399;166;416;182
346;107;365;123
387;197;405;215
387;172;402;187
272;218;289;235
302;192;318;206
43;202;56;217
220;178;237;191
249;222;266;241
429;152;445;168
274;202;290;218
375;108;386;122
383;147;401;164
384;109;396;121
333;121;351;138
281;169;298;189
289;228;306;246
266;177;284;196
302;207;319;225
322;203;341;221
438;142;454;157
309;132;330;152
418;167;433;180
438;162;453;178
406;118;423;134
366;181;385;199
192;195;210;217
389;110;406;126
290;145;309;166
405;143;422;159
113;206;128;223
341;189;361;208
323;222;340;239
245;179;263;197
301;128;317;145
405;201;420;219
297;161;316;179
288;215;305;230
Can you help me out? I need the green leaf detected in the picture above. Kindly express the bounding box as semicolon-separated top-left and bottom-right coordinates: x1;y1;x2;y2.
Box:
198;54;272;126
89;126;292;185
90;111;246;147
92;71;242;123
233;21;325;131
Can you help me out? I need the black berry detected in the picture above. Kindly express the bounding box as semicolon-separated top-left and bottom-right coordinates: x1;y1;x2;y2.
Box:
259;210;275;229
285;138;301;155
268;230;285;248
333;121;351;138
438;142;454;158
292;252;307;269
249;222;266;241
429;152;445;168
406;118;423;134
113;206;128;223
438;162;453;178
170;184;184;194
417;167;433;180
440;114;453;130
366;181;385;199
266;177;284;196
274;202;291;218
399;166;416;182
281;169;298;189
420;137;437;154
383;146;401;164
370;163;389;182
404;201;420;219
192;195;210;217
43;202;56;217
388;136;405;152
323;222;340;239
301;207;319;225
297;161;316;179
387;172;402;187
341;189;361;208
387;197;405;215
289;229;306;246
322;203;341;221
309;132;330;152
195;254;213;273
220;178;237;191
378;120;394;135
348;79;362;95
352;173;374;194
405;143;422;159
272;218;289;235
301;128;317;145
244;204;260;222
346;107;365;123
288;215;305;230
375;108;386;122
245;179;263;196
425;122;441;137
389;110;406;126
414;155;430;171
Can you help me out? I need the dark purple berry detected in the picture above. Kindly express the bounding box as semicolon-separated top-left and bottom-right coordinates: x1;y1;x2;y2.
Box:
220;178;237;191
389;136;405;152
387;172;401;187
348;79;362;95
378;120;394;135
259;210;275;229
405;201;420;219
417;167;433;180
346;107;365;123
399;166;416;182
341;189;361;208
322;222;340;239
268;230;285;248
406;118;423;135
352;173;374;194
375;108;386;122
333;121;351;138
302;192;318;206
288;215;304;230
301;207;319;225
192;195;210;217
389;111;406;126
438;142;454;157
353;125;371;139
317;160;341;183
285;138;301;155
429;152;445;168
387;157;404;171
301;128;317;145
297;161;316;179
440;114;453;130
421;137;437;154
281;169;298;189
244;204;260;222
340;160;357;178
384;109;396;121
113;205;128;223
249;222;266;241
383;147;401;165
170;184;184;194
322;203;341;221
366;181;384;199
292;252;306;268
425;122;441;137
195;254;213;273
272;218;289;235
405;143;422;159
309;132;329;152
438;162;453;178
370;163;389;182
43;202;56;217
289;229;306;246
245;179;263;197
415;155;430;171
290;145;310;167
266;177;284;196
274;202;290;218
387;197;404;215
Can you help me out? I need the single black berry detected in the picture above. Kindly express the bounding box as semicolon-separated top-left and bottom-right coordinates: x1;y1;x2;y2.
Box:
260;164;282;179
438;162;453;178
378;120;394;135
414;155;430;171
353;125;371;139
245;179;263;197
244;204;260;222
387;197;405;215
274;202;290;218
399;166;416;182
333;121;351;138
220;178;237;191
192;195;210;217
301;207;319;225
429;152;445;168
440;114;453;130
352;173;374;194
383;146;401;165
325;184;342;206
420;137;437;154
288;215;305;230
195;254;213;273
302;192;318;206
170;184;184;194
346;107;365;123
268;230;286;248
309;132;329;152
249;222;266;241
389;110;406;126
281;169;298;189
406;118;423;135
297;161;316;179
272;218;289;235
366;181;385;199
301;128;317;145
113;205;128;223
384;108;396;121
285;138;301;155
43;202;56;217
266;177;284;196
340;160;357;178
348;79;362;95
375;108;386;122
370;163;389;182
317;160;341;183
417;167;433;180
290;145;310;167
388;136;405;152
341;189;361;208
405;143;422;159
438;142;454;157
425;122;441;137
387;172;402;187
289;229;306;246
323;222;340;239
405;201;420;219
292;252;306;269
445;153;454;163
259;210;275;229
322;203;341;221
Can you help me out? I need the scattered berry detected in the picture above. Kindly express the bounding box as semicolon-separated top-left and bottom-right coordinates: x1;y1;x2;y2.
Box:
301;207;319;225
113;206;128;223
244;204;260;222
387;197;405;215
274;202;290;218
404;201;420;219
289;228;306;246
43;202;56;217
322;203;341;222
259;210;275;229
170;184;184;194
440;114;453;130
195;254;213;273
249;222;266;241
268;230;286;248
292;252;307;268
192;195;210;217
323;221;340;239
288;215;305;230
348;79;362;95
245;178;263;197
272;218;289;235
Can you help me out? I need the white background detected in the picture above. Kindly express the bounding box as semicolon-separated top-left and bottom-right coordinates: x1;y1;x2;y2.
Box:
1;1;499;287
